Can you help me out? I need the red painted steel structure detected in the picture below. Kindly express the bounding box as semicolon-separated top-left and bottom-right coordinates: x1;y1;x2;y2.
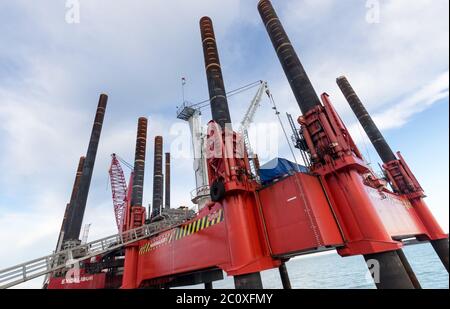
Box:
120;5;446;288
43;1;447;289
336;75;448;271
125;95;444;288
47;272;107;289
297;94;423;255
119;13;325;286
257;172;343;257
120;12;443;290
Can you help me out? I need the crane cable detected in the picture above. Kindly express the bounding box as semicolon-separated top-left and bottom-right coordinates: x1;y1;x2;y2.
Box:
189;80;263;110
115;154;134;170
266;90;301;171
106;154;133;191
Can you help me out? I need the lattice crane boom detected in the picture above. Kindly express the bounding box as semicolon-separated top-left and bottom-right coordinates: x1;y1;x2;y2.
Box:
109;154;128;233
238;81;268;177
239;80;267;134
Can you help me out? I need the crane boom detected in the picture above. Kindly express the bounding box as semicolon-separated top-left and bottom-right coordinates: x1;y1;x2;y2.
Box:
239;81;268;178
239;81;267;134
109;154;128;233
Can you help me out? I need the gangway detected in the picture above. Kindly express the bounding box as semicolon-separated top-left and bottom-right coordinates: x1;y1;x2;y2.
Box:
0;212;192;289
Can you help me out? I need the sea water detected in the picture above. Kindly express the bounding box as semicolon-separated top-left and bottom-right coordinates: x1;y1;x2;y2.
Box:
179;242;449;289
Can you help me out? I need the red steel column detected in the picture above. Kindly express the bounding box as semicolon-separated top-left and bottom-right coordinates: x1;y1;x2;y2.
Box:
201;17;276;288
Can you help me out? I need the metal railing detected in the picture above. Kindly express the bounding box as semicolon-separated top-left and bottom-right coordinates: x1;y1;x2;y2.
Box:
190;185;210;202
0;219;185;289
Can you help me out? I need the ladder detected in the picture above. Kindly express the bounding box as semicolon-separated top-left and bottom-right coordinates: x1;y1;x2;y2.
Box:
286;113;311;167
0;217;189;289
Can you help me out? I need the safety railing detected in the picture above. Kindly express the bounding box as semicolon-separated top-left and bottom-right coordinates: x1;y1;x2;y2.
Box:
0;220;185;289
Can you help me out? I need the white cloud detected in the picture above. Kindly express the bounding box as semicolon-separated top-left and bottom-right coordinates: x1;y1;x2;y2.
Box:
276;0;449;114
348;71;449;143
373;72;449;129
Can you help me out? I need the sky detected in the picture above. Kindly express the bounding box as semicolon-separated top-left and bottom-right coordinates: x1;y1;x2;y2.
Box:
0;0;448;288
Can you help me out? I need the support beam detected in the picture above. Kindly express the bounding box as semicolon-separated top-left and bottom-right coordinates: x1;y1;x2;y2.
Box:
396;249;422;289
431;238;449;272
200;16;232;130
165;268;223;288
56;156;85;252
336;76;396;163
165;153;171;209
131;117;148;207
200;16;267;286
64;94;107;242
122;117;148;289
234;272;263;289
278;262;292;289
152;136;164;218
258;0;321;115
364;250;415;289
337;75;448;273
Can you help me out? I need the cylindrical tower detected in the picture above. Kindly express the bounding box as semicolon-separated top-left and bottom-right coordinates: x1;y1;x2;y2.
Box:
200;16;232;129
131;117;148;207
258;0;321;115
56;156;85;250
152;136;164;217
165;152;171;209
336;76;396;163
64;94;107;242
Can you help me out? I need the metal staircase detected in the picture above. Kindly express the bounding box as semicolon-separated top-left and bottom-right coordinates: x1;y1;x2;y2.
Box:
0;215;191;289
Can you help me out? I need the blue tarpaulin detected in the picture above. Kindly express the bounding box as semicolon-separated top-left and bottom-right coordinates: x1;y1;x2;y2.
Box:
259;158;309;185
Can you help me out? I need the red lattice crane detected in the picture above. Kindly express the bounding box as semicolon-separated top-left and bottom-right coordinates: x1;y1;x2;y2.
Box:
109;154;133;233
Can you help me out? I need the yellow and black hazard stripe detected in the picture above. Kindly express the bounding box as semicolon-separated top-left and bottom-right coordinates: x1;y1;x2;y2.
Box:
175;208;224;240
139;208;225;255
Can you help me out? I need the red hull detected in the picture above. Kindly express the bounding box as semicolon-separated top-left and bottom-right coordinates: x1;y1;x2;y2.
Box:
47;273;107;289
